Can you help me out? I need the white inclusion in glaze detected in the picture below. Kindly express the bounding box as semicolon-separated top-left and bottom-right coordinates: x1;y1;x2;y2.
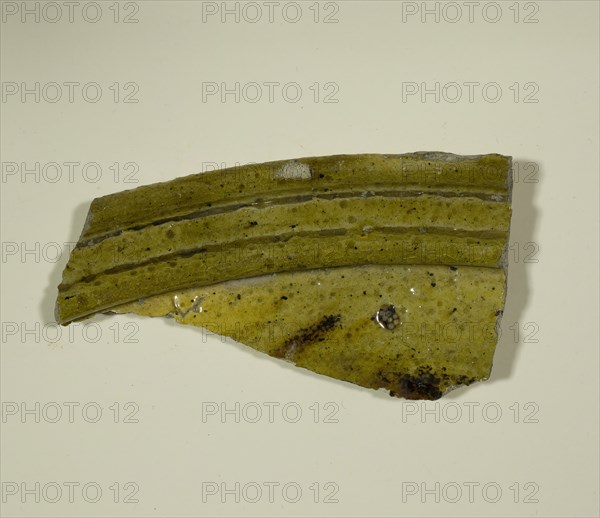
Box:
274;161;312;180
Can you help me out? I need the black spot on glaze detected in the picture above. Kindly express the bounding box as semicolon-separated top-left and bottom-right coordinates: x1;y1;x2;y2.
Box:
272;314;341;360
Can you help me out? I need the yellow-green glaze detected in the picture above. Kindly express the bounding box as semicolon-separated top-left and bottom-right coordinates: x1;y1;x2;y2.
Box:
115;264;505;399
56;152;513;399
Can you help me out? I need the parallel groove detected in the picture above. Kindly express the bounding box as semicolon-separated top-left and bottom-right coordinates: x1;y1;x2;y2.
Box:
56;153;513;324
79;188;508;247
61;226;508;290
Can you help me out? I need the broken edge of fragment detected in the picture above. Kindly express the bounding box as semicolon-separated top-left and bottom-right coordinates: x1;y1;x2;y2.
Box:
492;155;514;380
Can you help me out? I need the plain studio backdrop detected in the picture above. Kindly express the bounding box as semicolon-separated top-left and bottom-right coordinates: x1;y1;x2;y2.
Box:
1;1;598;517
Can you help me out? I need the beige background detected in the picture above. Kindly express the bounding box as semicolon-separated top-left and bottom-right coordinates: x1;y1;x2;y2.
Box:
1;1;598;517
